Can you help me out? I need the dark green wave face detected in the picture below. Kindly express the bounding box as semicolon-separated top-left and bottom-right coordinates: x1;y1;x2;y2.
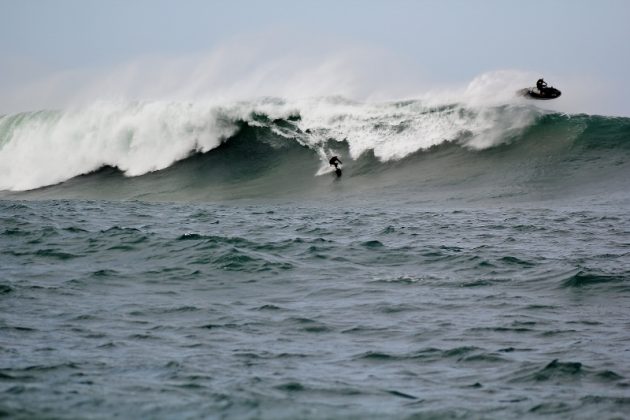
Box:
1;99;629;205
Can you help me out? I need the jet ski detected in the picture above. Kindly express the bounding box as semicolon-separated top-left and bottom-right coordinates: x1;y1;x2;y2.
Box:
518;85;562;100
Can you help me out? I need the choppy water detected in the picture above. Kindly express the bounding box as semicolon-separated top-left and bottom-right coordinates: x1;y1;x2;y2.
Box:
2;199;630;419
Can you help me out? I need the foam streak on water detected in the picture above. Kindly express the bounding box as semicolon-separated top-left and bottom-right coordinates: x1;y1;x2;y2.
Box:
1;200;629;419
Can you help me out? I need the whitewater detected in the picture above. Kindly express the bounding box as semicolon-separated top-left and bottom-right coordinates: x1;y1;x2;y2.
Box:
2;74;630;419
0;94;541;192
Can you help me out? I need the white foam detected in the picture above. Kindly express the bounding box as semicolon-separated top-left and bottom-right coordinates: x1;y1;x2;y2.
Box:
0;101;240;191
0;72;545;191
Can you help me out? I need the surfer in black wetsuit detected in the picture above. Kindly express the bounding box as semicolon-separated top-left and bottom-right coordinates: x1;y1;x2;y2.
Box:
329;155;342;177
536;78;547;93
329;156;342;169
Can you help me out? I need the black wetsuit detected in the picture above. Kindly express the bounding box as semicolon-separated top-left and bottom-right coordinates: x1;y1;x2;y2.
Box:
536;79;547;92
329;156;342;168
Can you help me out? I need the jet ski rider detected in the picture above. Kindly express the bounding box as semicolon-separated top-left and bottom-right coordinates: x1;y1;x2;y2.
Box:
536;78;548;93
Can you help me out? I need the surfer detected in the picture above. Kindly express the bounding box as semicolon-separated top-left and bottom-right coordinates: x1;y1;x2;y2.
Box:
329;156;342;169
536;78;548;92
329;155;343;177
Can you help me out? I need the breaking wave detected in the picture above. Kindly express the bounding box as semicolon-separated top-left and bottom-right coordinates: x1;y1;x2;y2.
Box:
1;95;629;201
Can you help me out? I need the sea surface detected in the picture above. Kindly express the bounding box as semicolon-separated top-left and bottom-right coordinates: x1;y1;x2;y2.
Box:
1;97;630;419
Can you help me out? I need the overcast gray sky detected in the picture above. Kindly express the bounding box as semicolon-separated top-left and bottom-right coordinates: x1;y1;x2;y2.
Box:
1;0;629;115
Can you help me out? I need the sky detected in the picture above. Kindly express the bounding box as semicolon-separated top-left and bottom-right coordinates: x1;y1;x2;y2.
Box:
1;0;629;115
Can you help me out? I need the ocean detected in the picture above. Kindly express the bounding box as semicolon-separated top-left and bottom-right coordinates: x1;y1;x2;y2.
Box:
1;96;629;419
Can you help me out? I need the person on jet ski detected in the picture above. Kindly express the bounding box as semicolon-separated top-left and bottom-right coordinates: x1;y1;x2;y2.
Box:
536;78;548;93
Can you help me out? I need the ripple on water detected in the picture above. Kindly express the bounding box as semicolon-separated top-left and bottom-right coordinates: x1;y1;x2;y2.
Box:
512;359;585;383
190;247;294;272
35;248;80;260
0;284;13;294
529;402;572;415
360;240;384;248
561;270;629;289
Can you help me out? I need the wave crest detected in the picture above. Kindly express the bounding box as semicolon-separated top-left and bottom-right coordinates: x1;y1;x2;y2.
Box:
0;97;543;191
